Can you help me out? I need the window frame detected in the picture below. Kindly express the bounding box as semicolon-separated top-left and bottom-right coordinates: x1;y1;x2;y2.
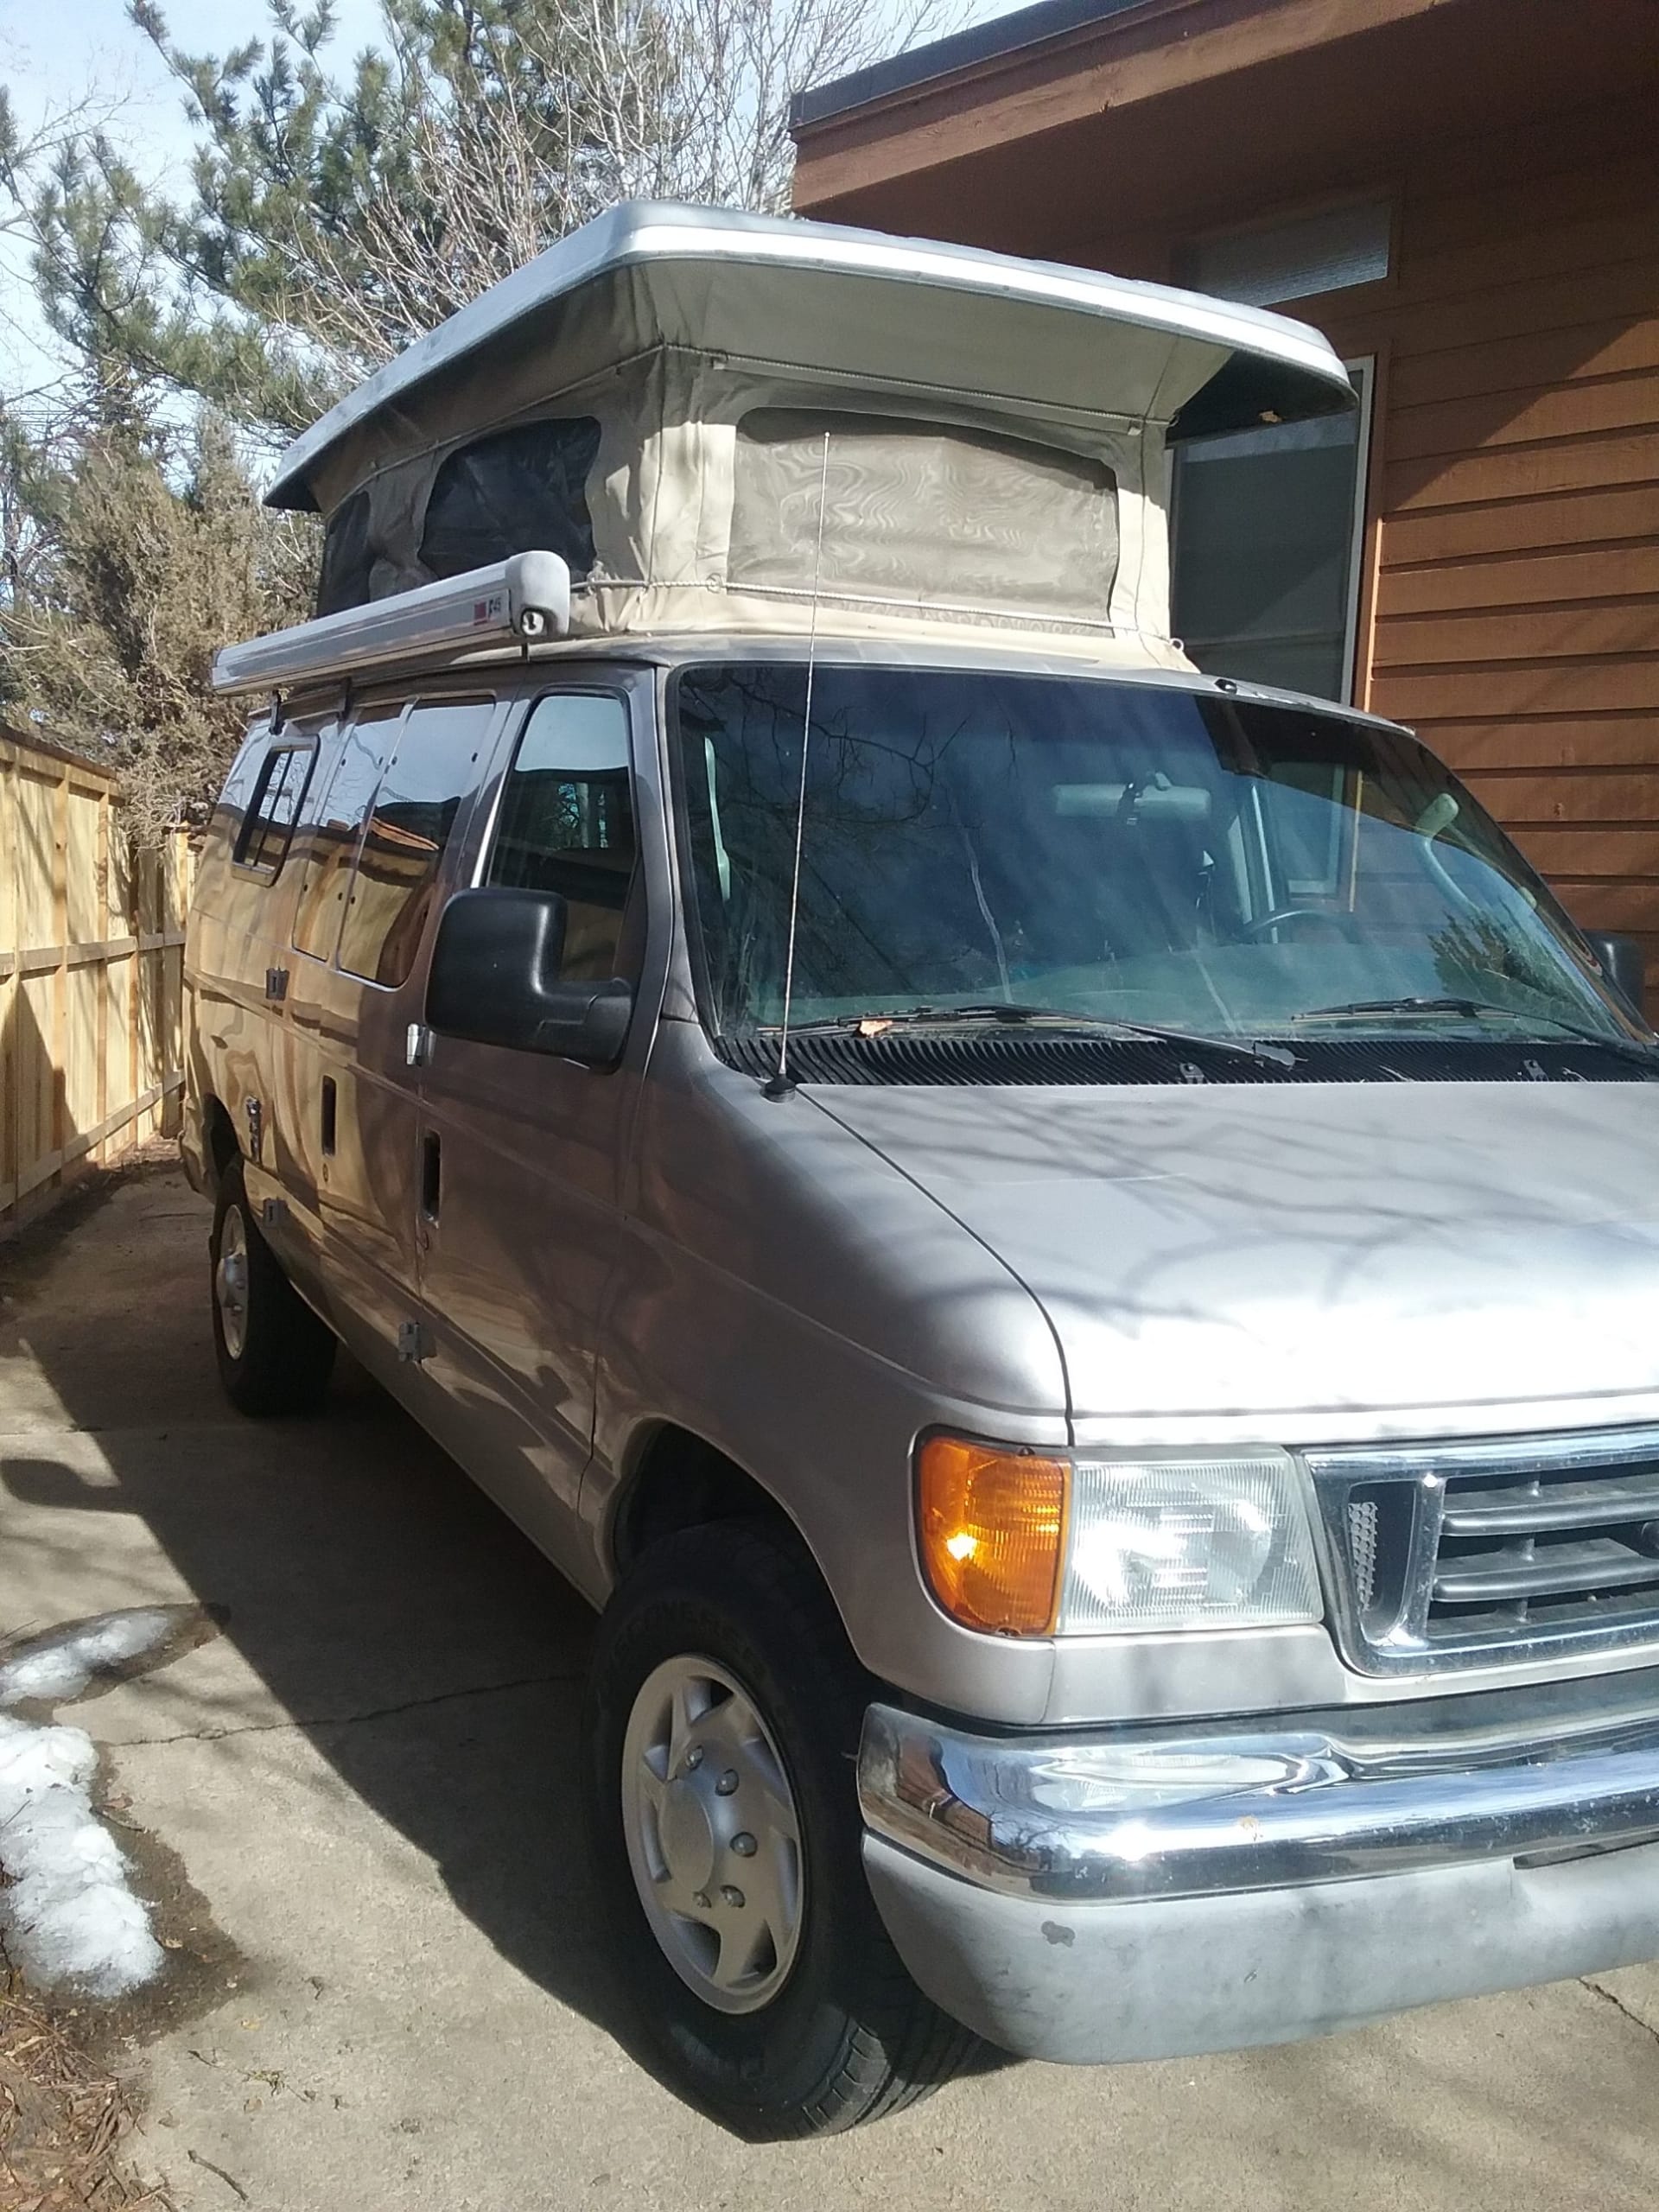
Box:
232;732;321;879
471;683;644;988
334;690;498;992
288;699;409;965
472;685;638;887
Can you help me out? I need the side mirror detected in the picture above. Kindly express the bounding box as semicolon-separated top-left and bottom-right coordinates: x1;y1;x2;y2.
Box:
1586;931;1648;1020
426;887;632;1065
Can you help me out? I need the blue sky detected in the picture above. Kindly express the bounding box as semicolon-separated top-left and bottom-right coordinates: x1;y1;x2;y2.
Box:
0;0;1007;402
0;0;385;393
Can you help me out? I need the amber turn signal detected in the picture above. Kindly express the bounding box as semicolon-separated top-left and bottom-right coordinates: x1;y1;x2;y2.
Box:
917;1435;1068;1636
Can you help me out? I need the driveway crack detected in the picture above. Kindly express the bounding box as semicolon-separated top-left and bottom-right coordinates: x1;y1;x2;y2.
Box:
111;1669;585;1748
1583;1974;1659;2045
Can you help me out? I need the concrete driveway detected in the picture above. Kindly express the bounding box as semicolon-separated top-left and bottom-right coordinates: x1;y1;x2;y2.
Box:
4;1160;1659;2211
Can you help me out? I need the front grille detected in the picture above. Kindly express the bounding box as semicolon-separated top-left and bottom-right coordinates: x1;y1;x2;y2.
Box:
1308;1427;1659;1675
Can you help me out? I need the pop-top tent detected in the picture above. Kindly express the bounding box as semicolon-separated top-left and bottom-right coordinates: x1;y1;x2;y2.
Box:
266;200;1354;665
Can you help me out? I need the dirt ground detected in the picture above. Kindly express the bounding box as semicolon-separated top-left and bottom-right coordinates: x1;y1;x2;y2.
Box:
4;1157;1659;2212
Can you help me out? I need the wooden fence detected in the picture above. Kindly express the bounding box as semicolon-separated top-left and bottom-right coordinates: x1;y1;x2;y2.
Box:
0;726;193;1234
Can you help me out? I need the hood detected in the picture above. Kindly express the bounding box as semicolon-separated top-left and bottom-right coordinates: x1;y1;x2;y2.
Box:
810;1080;1659;1432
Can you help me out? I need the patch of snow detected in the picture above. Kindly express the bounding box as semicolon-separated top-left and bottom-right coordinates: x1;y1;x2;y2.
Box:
0;1712;165;1995
0;1607;181;1708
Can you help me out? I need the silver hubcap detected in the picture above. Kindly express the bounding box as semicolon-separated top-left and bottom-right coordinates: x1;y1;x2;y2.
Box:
215;1205;251;1360
620;1655;804;2014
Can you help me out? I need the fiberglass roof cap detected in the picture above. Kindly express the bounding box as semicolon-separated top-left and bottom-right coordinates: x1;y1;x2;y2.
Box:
265;199;1355;513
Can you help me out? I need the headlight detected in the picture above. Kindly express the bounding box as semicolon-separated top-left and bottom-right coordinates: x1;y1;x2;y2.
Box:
1062;1454;1321;1633
917;1438;1321;1638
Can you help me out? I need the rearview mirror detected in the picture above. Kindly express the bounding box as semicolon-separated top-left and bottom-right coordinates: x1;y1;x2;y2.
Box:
426;887;632;1065
1586;931;1647;1021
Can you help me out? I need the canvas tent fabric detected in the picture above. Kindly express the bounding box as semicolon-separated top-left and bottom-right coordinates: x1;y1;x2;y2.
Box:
268;202;1354;665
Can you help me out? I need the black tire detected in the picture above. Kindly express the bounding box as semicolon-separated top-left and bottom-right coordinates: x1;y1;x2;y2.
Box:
209;1159;336;1416
582;1517;976;2138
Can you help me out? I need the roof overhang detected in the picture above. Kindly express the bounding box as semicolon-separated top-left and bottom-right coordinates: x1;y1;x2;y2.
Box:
790;0;1658;249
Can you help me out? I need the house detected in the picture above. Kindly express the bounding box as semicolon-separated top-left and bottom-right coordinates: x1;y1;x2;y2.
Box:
791;0;1659;976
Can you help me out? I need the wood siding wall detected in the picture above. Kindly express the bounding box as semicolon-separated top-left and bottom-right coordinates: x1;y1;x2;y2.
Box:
798;62;1659;982
1318;96;1659;979
0;728;192;1234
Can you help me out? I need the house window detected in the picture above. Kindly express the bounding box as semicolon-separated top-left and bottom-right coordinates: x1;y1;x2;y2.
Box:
1170;358;1374;705
1178;200;1391;308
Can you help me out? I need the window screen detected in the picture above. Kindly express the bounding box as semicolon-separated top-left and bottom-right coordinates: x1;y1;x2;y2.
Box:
290;704;404;962
486;694;636;984
420;419;601;583
316;486;374;617
234;739;317;874
1171;361;1371;704
728;410;1118;621
337;696;492;987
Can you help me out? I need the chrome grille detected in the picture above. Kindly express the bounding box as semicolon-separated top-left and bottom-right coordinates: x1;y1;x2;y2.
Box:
1307;1427;1659;1675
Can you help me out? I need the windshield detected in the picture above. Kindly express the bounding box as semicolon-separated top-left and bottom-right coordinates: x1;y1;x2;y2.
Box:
672;664;1637;1047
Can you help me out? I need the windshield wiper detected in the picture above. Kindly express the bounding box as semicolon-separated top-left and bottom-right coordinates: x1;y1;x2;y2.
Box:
1287;995;1659;1071
759;1003;1300;1069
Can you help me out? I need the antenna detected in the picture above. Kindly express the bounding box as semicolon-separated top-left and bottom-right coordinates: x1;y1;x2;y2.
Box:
763;433;832;1102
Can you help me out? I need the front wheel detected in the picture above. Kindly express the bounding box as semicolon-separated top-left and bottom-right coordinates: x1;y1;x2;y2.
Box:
582;1519;975;2137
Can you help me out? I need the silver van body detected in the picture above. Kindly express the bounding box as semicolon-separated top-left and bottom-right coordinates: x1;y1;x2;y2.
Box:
184;632;1659;2073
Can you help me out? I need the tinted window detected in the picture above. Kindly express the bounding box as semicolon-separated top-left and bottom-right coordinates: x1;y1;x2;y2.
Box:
338;696;492;987
420;419;601;584
234;739;317;874
291;703;404;962
486;694;635;983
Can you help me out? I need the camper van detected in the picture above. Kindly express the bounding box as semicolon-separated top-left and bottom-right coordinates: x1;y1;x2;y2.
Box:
184;202;1659;2138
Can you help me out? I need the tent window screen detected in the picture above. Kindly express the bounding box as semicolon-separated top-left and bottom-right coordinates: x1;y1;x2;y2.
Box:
1171;359;1371;704
420;418;601;582
728;410;1117;621
316;487;374;616
338;696;492;988
486;694;636;984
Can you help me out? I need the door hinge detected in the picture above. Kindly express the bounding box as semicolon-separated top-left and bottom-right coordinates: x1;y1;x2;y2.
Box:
265;965;289;1003
245;1096;264;1163
405;1021;433;1069
260;1197;289;1230
397;1319;432;1366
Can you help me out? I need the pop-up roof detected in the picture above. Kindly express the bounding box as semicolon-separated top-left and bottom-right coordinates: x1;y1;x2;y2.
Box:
267;200;1354;663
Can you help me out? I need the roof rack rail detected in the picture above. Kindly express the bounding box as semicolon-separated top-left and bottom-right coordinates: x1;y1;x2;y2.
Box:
211;550;572;699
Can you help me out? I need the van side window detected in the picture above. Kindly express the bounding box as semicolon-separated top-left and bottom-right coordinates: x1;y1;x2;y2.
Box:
486;693;637;983
291;702;404;962
338;696;493;988
233;737;318;875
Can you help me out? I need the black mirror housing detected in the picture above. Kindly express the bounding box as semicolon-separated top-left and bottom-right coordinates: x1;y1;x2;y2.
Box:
1586;931;1648;1021
426;887;632;1065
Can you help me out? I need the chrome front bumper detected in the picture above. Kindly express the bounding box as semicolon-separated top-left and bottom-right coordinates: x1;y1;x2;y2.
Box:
856;1673;1659;2061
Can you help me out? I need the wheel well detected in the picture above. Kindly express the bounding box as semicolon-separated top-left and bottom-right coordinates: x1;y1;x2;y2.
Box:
203;1096;240;1187
610;1427;797;1578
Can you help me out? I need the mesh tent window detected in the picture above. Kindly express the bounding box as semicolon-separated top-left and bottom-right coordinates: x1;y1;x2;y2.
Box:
728;410;1118;623
316;487;374;617
419;417;602;583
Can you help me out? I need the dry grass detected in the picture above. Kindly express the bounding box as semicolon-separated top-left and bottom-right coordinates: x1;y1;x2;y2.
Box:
0;1972;173;2212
